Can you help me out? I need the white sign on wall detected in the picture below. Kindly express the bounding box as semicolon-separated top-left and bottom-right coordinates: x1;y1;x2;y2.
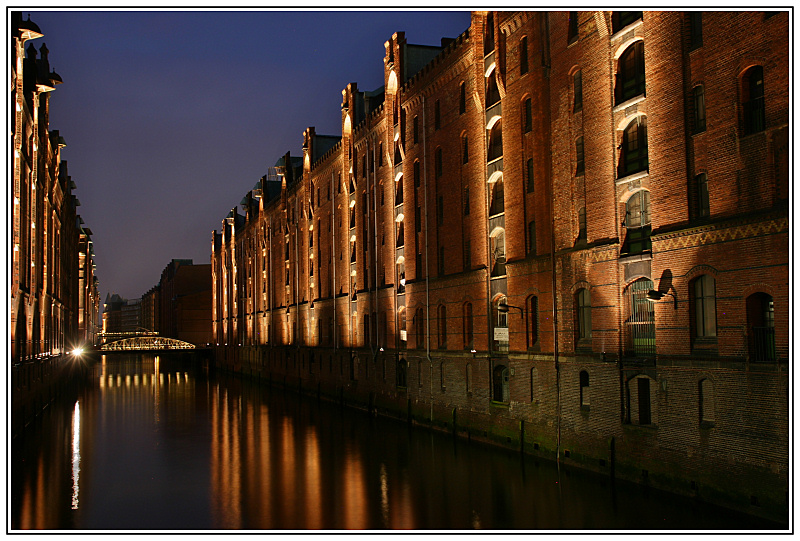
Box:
494;327;509;341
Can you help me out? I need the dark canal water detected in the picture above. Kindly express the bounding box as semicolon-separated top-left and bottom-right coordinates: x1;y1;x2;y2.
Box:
11;353;785;531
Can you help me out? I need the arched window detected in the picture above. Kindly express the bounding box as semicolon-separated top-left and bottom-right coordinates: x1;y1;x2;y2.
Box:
462;135;469;164
618;116;649;178
523;97;532;133
622;190;651;255
742;65;765;135
438;304;447;349
395;221;404;247
490;229;506;277
575;288;592;341
746;293;775;362
396;259;405;294
575;136;585;176
526;295;539;347
573;69;583;112
489;175;505;216
463;302;474;350
612;11;643;34
580;370;590;407
488;119;503;161
493;364;509;402
691;275;717;339
484;12;495;56
616;40;645;104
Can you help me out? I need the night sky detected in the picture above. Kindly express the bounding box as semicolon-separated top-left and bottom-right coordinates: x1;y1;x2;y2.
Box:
25;9;473;304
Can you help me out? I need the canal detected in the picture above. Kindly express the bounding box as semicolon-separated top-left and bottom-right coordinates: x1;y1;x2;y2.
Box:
11;353;784;531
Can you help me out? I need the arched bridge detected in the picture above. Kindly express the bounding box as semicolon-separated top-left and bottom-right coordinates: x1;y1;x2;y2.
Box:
101;336;197;351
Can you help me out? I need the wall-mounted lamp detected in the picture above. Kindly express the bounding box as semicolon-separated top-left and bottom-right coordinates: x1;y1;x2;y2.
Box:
646;289;677;309
498;301;524;316
471;348;477;358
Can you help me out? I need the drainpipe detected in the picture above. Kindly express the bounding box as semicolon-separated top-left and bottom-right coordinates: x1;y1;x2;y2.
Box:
372;139;380;355
423;95;433;423
332;170;337;353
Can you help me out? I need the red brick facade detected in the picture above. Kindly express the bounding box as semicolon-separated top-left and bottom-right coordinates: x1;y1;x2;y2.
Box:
212;11;789;521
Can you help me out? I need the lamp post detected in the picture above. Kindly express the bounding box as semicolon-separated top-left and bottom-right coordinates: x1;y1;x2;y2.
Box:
646;289;677;309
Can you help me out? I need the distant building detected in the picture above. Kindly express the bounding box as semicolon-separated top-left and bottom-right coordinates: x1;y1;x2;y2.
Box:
140;285;160;333
157;260;212;345
102;293;126;334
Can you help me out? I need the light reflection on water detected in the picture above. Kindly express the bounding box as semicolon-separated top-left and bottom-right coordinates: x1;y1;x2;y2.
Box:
10;353;786;531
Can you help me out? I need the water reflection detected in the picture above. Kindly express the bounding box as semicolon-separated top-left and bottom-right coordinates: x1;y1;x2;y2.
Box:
10;353;787;531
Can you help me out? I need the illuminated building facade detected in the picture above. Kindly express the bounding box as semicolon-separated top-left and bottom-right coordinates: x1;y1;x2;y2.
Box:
11;12;100;433
212;11;788;519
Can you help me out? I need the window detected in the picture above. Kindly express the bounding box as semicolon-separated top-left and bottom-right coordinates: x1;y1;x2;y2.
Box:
460;82;466;114
622;190;651;255
695;173;710;218
466;363;473;395
577;206;587;241
580;370;590;407
573;70;583;112
488;119;503;161
463;238;471;271
490;229;506;277
486;74;501;108
612;11;642;33
527;295;538;347
523;98;532;133
396;221;404;247
575;136;585;175
484;12;495;55
434;99;441;130
616;41;645;104
463;302;474;350
520;36;529;74
527;220;536;255
746;293;775;362
689;11;703;50
413;160;420;188
413;116;419;143
691;275;717;339
489;176;504;216
397;358;407;388
619;116;648;177
692;85;706;134
742;66;765;135
699;378;715;425
438;304;447;349
568;11;579;43
399;308;407;345
435;148;443;178
637;377;652;424
395;174;403;205
437;195;444;226
493;365;509;402
576;288;592;340
526;158;535;193
625;278;656;355
462;135;469;164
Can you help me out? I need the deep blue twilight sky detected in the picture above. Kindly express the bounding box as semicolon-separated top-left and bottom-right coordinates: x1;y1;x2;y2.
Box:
25;9;473;303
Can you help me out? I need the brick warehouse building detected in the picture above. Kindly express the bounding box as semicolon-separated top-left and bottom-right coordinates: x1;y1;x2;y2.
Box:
212;11;789;520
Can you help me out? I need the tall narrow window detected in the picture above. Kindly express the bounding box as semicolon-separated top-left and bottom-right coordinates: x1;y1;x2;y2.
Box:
435;148;443;178
575;136;585;176
695;173;710;218
576;288;592;340
489;176;505;216
742;65;765;135
527;295;539;347
580;370;590;407
746;293;776;362
526;158;535;193
573;70;583;112
691;275;717;339
463;302;474;350
438;304;447;349
523;98;532;133
459;82;466;114
616;41;645;104
484;12;495;55
462;135;469;164
619;116;649;177
486;75;501;108
413;116;419;143
577;206;587;241
568;11;579;43
692;85;706;134
464;186;470;215
488;119;503;161
689;11;703;50
528;220;536;255
490;229;506;277
463;238;471;271
493;364;509;402
520;36;529;74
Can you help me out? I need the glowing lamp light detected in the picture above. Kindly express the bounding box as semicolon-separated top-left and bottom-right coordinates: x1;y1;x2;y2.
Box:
71;346;84;357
